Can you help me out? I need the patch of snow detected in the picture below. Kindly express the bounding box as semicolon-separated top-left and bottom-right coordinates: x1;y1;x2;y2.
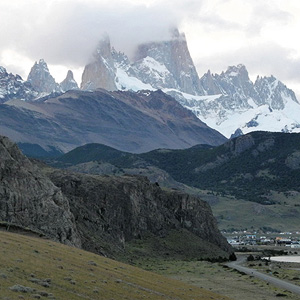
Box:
247;97;258;109
174;89;300;138
142;57;169;74
115;68;155;92
229;71;238;77
137;56;172;84
202;102;300;138
163;88;222;103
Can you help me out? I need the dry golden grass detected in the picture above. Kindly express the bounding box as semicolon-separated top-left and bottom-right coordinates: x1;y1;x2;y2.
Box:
0;230;230;300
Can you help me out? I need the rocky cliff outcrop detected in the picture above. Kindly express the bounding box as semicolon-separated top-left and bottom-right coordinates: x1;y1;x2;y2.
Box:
48;170;233;258
0;136;81;247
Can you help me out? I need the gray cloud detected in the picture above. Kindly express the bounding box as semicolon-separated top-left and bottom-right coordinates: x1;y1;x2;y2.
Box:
0;0;203;70
195;41;300;88
245;2;292;36
197;14;243;32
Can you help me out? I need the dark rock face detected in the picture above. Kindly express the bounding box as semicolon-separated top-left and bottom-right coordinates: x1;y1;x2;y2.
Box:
0;136;81;247
48;170;233;257
227;134;255;155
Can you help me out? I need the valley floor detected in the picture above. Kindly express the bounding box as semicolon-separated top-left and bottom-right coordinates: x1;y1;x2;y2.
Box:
130;257;300;300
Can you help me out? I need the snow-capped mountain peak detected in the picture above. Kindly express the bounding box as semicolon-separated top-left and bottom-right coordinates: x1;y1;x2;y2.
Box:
27;59;61;94
79;28;205;96
182;64;300;137
81;36;117;91
254;75;298;109
60;70;79;92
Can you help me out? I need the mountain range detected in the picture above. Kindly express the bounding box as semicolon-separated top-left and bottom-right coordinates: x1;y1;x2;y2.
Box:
0;28;299;153
76;28;300;138
1;89;225;155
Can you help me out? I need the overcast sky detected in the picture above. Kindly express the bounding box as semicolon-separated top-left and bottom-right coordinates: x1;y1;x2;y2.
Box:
1;0;300;97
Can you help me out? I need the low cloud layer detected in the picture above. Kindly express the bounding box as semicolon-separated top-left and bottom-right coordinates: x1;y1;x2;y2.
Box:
0;0;194;69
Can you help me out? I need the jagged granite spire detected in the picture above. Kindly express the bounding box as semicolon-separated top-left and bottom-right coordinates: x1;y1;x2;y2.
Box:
200;70;224;95
27;59;61;94
60;70;79;92
81;35;117;91
133;28;205;95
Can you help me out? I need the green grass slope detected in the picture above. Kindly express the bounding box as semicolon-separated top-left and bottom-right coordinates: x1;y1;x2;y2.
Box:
0;231;230;300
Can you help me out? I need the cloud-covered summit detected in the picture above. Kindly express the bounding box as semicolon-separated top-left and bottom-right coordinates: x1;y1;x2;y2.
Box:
0;0;300;96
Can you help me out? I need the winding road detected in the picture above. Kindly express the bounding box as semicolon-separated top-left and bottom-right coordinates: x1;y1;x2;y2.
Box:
227;256;300;296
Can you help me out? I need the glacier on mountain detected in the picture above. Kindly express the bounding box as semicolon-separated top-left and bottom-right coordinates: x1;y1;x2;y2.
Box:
180;64;300;137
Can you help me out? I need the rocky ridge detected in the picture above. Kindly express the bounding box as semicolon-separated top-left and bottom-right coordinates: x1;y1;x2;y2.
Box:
179;64;300;137
2;89;226;155
0;60;79;104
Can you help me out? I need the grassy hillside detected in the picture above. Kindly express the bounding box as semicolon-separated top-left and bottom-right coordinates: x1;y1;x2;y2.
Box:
0;230;230;300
